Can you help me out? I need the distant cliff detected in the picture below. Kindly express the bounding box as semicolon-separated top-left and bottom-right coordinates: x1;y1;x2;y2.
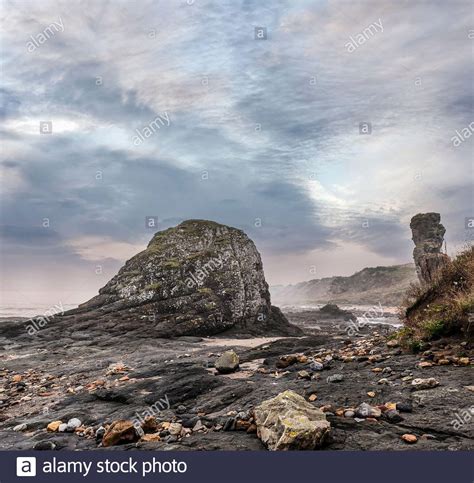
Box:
271;264;417;307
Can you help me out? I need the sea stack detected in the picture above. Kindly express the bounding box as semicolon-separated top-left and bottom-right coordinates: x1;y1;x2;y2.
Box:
410;213;449;285
65;219;301;337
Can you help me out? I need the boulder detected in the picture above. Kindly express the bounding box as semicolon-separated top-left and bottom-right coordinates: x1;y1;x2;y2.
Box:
254;390;330;450
410;213;449;285
55;220;302;338
215;350;239;374
319;304;356;321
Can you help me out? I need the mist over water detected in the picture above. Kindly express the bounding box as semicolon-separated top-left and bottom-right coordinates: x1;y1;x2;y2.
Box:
0;303;78;319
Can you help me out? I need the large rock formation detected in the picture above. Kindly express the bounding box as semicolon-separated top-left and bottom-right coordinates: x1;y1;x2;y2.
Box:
67;219;301;337
410;213;449;285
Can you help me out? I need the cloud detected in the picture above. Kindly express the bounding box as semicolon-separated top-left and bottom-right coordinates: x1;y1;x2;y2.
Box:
0;0;472;297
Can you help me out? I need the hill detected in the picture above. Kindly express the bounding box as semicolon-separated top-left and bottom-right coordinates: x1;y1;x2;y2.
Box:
271;264;417;307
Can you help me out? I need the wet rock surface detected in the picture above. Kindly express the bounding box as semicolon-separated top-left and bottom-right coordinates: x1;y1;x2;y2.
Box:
0;309;472;451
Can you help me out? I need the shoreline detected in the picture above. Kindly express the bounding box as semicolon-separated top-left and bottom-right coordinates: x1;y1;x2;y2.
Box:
0;308;472;451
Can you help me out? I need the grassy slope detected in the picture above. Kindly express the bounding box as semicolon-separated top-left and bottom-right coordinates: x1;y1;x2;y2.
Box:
399;246;474;350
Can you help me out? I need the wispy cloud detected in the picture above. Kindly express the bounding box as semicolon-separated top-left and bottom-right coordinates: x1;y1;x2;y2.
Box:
0;0;472;302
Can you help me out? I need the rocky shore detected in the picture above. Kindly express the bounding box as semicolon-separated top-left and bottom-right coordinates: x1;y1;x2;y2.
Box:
1;217;472;451
1;309;472;451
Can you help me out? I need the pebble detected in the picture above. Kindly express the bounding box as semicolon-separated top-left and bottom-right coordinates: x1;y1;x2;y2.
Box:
396;401;413;413
33;441;57;450
326;374;344;383
355;403;381;418
95;426;105;441
47;420;62;432
223;418;236;431
141;433;161;442
401;434;417;444
58;423;68;432
168;423;183;436
182;416;199;428
298;370;311;380
384;409;403;423
176;405;187;414
308;394;317;402
310;361;324;371
367;391;376;398
276;355;298;369
13;423;27;432
192;420;204;432
344;410;355;418
411;378;439;390
237;411;250;420
67;418;82;431
377;378;389;385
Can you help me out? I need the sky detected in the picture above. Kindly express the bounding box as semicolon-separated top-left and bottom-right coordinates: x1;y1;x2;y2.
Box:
1;0;473;311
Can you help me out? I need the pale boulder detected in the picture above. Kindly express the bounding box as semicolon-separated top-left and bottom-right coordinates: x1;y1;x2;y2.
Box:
254;390;330;450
